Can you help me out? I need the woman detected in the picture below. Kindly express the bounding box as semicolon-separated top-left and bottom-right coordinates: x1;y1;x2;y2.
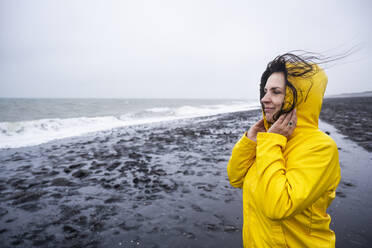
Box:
227;53;341;247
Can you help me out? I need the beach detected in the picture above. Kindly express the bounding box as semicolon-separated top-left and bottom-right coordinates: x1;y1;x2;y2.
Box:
320;97;372;152
320;97;372;248
0;97;371;247
0;108;259;248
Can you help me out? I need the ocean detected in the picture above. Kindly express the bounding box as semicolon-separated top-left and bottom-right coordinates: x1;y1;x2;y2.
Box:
0;98;259;149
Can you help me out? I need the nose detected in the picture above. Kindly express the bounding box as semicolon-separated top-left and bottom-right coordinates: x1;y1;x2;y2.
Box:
261;92;271;105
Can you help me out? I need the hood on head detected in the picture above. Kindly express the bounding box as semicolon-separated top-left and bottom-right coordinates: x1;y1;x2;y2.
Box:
263;64;328;131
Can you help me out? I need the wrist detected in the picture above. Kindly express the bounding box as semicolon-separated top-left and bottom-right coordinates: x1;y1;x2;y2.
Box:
245;132;256;142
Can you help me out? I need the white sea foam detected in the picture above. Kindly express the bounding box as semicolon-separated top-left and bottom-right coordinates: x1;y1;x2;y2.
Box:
147;107;172;113
0;101;260;149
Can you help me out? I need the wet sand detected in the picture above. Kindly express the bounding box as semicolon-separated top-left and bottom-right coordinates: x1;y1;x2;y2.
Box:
320;96;372;248
0;110;260;248
320;121;372;248
320;96;372;152
0;97;371;247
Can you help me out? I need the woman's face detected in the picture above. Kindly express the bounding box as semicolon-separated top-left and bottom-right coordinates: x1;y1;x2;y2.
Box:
261;72;286;123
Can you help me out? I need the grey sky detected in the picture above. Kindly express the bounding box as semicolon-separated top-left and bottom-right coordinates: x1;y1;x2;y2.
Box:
1;0;371;99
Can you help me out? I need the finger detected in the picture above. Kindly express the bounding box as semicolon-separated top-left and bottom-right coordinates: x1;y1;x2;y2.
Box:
287;109;295;127
292;109;297;123
258;119;266;131
282;112;292;126
254;119;264;128
258;119;265;128
280;111;293;129
288;109;297;129
290;109;297;125
277;113;286;124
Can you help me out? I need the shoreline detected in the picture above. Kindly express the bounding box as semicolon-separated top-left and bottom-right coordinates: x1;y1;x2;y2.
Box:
0;106;260;150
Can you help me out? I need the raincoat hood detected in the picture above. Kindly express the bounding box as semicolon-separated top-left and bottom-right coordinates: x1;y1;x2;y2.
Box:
263;64;328;132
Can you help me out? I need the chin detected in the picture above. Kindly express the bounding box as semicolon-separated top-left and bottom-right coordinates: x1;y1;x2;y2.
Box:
265;115;274;124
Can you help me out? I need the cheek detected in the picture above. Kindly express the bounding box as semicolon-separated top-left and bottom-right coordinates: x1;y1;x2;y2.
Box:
273;98;283;108
273;96;285;108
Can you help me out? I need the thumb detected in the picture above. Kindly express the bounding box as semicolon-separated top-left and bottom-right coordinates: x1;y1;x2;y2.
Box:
258;119;265;126
256;119;264;125
257;119;266;130
253;119;263;128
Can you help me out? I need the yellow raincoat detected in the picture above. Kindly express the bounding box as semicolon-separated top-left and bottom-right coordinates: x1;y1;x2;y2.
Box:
227;65;341;247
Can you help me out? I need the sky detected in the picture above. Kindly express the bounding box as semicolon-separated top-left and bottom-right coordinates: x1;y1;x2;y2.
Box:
0;0;371;99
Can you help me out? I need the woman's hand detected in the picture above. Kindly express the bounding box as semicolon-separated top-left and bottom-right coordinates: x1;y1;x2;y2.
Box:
268;109;297;138
247;119;266;142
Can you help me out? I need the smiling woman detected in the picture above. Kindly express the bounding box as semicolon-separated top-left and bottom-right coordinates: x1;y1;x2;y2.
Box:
227;52;341;247
260;72;286;124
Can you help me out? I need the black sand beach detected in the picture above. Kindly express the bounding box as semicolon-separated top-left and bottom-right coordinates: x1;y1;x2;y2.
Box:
320;96;372;152
0;96;371;247
0;109;260;248
320;97;372;248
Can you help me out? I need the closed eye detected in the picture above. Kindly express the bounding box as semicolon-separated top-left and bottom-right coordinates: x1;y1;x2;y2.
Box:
264;88;283;94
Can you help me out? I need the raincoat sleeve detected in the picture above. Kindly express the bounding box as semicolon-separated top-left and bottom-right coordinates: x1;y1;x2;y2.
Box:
227;133;257;188
255;132;340;220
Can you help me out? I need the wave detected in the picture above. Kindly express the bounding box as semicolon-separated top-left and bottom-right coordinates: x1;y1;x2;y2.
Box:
0;101;260;149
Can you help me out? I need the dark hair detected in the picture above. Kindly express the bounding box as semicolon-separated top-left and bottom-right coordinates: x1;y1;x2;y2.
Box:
260;51;347;121
260;49;357;121
260;53;310;121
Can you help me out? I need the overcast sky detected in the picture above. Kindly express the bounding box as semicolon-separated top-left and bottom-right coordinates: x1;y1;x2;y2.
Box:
0;0;371;99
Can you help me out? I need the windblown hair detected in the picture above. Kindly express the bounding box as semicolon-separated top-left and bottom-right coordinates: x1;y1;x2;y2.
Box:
260;50;351;121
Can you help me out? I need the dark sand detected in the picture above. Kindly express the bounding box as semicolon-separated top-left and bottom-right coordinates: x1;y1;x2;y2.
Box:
0;110;260;248
320;96;372;248
320;96;372;152
0;96;371;248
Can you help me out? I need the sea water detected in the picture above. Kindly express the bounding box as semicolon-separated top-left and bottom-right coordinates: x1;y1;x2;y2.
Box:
0;98;259;149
